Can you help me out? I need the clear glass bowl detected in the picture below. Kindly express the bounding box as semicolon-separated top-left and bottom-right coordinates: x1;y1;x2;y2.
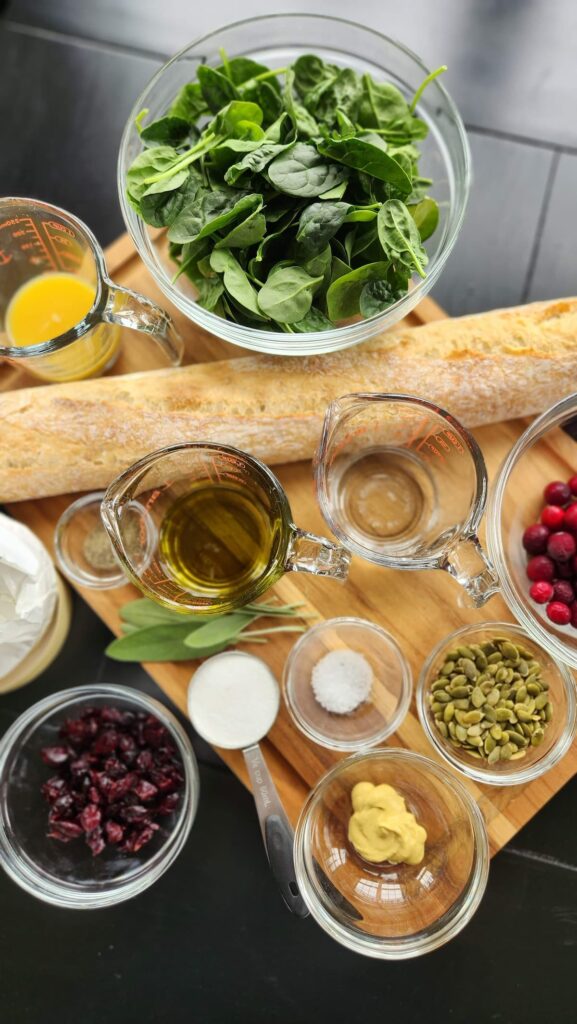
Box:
294;748;489;959
55;493;126;589
117;14;470;356
487;395;577;669
416;622;576;786
282;617;412;751
0;685;199;908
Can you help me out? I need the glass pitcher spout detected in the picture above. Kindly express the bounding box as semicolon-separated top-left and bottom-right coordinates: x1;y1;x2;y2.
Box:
442;535;500;608
285;527;351;581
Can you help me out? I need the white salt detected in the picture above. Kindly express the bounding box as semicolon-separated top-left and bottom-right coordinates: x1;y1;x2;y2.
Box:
311;649;373;714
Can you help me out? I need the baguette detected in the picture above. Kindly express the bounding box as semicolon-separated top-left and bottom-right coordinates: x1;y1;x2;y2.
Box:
2;297;576;502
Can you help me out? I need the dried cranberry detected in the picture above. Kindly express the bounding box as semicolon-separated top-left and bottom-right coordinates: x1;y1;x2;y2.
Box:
544;481;571;506
79;803;102;833
70;753;97;777
135;749;154;772
86;828;106;857
132;825;158;852
104;821;124;844
103;756;127;778
42;777;68;803
547;532;576;562
118;734;138;764
48;820;84;842
92;729;119;755
40;746;70;767
133;780;158;802
158;792;180;815
53;793;75;815
121;804;149;824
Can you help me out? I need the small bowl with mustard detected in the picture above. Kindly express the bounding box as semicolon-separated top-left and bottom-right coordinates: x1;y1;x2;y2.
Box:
416;622;576;786
293;748;489;959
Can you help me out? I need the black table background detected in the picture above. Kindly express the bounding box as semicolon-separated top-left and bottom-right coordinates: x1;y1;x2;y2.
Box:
1;2;577;1020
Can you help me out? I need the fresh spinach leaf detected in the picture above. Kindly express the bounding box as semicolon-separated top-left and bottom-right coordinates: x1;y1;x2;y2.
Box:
197;65;239;112
126;145;181;204
358;75;409;128
139;115;192;147
377;199;428;277
317;136;412;195
359;278;403;318
290;306;334;332
258;264;323;322
408;197;439;241
168;190;260;244
326;261;391;320
225;140;290;185
215;206;267;248
295;201;349;254
268;142;348;198
169;82;207;122
210;248;268;320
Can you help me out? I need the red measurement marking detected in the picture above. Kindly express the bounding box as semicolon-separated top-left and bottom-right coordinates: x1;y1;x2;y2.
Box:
42;220;82;271
0;249;11;265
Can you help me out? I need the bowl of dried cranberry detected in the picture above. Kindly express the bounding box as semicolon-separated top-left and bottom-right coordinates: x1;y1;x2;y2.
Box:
0;685;199;908
488;393;577;671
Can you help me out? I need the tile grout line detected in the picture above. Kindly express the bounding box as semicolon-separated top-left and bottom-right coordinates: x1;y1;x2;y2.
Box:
3;16;577;157
4;18;170;62
520;149;561;304
504;845;577;875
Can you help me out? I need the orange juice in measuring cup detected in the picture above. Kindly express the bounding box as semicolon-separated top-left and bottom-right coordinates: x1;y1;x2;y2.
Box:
314;393;500;607
0;197;183;382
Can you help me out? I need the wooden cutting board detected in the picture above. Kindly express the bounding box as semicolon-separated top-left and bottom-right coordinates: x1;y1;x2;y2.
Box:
4;234;576;855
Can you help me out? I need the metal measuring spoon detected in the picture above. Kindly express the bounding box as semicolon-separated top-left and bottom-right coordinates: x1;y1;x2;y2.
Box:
187;651;308;918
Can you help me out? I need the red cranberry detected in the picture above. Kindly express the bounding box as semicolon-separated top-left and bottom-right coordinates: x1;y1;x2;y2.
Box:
527;555;555;582
553;580;575;604
564;504;577;533
547;532;576;562
541;505;565;529
544;481;571;506
546;601;572;625
569;476;577;496
530;581;554;604
523;523;550;553
556;560;574;579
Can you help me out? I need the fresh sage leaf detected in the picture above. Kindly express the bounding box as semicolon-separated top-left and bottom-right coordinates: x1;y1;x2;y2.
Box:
106;623;208;662
183;612;259;650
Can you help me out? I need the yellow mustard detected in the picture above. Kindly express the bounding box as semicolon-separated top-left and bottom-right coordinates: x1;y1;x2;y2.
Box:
348;781;427;865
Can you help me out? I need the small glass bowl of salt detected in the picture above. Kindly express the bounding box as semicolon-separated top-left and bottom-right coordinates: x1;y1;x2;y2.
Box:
282;617;412;752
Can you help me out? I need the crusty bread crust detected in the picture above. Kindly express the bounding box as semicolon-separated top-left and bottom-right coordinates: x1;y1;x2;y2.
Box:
2;298;576;502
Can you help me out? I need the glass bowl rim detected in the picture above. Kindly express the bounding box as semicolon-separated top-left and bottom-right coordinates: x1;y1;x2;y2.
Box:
282;615;413;751
293;746;489;959
416;620;577;785
487;393;577;669
117;12;471;354
0;683;199;908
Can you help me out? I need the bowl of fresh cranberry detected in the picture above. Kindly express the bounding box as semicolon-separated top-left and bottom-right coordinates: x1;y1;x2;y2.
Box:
0;685;199;907
488;394;577;670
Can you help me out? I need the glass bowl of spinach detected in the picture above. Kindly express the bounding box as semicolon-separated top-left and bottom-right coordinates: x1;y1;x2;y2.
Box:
118;14;470;355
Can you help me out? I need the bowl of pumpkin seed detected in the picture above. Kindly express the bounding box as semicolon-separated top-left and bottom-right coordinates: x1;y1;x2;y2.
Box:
416;622;576;785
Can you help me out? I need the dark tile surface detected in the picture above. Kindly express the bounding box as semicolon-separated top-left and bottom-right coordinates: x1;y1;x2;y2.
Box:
433;130;554;315
527;152;577;303
1;1;577;1019
7;0;577;148
0;22;159;245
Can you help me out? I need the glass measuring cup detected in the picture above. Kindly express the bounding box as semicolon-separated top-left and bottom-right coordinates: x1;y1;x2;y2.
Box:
314;394;499;607
0;197;183;382
187;651;308;917
101;442;351;613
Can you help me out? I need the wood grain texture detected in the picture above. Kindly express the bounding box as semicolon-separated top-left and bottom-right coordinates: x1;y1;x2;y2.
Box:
6;234;577;857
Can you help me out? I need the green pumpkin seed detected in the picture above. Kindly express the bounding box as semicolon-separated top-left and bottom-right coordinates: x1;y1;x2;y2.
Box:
510;749;527;760
484;735;496;754
450;686;471;699
500;742;514;760
487;746;501;764
531;729;545;746
441;661;455;676
486;688;500;706
461;658;478;680
454;699;470;709
471;687;485;708
500;641;520;661
534;693;549;710
443;702;455;723
463;710;483;725
457;645;475;660
434;690;451;703
495;667;508;683
449;674;468;688
515;685;527;703
467;724;482;737
455;725;468;742
435;720;449;738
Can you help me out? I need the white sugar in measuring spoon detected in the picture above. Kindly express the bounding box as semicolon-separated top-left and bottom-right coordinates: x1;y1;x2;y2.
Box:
187;651;308;918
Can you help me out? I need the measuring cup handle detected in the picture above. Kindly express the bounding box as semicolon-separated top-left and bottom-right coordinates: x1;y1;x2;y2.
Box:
443;535;500;608
102;282;184;366
285;526;351;581
243;744;309;919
